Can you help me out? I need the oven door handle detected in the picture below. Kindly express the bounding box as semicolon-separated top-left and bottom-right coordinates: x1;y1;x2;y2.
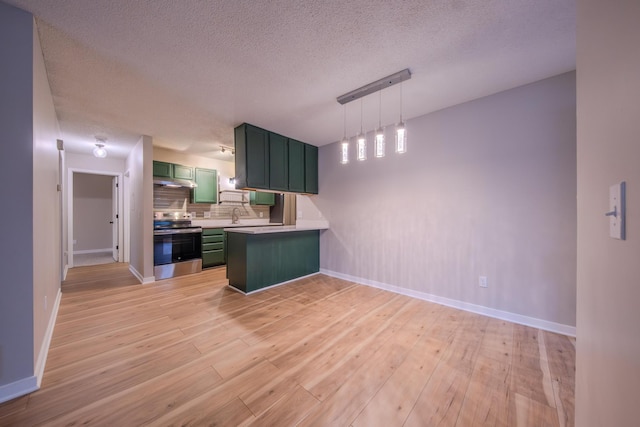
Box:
154;228;202;235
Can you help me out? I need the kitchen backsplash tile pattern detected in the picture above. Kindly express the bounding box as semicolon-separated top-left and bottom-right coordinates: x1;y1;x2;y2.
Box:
153;186;269;219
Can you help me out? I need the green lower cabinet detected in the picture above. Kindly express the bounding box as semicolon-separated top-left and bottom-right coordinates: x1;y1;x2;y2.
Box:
250;191;275;206
226;230;320;293
202;228;225;268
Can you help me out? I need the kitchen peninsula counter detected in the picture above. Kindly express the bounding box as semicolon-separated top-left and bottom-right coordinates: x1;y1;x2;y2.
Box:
225;224;328;293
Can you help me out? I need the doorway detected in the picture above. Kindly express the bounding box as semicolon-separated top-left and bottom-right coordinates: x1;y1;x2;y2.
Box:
67;169;124;268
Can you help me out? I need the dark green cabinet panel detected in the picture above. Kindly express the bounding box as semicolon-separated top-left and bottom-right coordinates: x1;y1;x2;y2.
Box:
305;144;318;194
235;124;270;189
234;123;318;194
192;168;217;204
226;230;320;293
202;228;225;268
153;161;172;178
173;164;194;180
269;133;288;191
250;191;275;206
288;139;305;192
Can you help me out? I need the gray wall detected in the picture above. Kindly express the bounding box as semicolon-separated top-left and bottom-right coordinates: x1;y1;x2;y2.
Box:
32;17;62;377
317;72;576;328
576;0;640;425
0;2;35;392
73;173;113;252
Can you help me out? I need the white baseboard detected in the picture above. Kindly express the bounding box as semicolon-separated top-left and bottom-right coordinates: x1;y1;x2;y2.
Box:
320;268;576;337
63;264;69;280
0;376;38;405
34;289;62;387
73;248;112;255
129;264;154;284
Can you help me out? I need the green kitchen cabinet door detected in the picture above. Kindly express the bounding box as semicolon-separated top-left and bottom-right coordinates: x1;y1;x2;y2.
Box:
304;144;318;194
269;133;289;191
192;168;217;204
288;139;305;193
235;124;270;190
153;161;172;178
173;164;194;180
250;191;275;205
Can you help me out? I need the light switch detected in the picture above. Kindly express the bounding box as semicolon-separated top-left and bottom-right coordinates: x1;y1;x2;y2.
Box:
607;181;626;240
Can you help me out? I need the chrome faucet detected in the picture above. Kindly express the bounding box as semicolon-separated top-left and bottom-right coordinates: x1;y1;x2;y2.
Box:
231;207;240;224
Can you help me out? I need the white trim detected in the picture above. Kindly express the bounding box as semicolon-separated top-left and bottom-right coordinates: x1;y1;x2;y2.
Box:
320;268;576;337
34;289;61;387
0;376;38;404
129;264;154;284
73;248;112;255
63;264;69;281
67;168;125;268
229;272;320;295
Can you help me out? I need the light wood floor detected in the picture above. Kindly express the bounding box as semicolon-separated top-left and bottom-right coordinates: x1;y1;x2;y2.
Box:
0;263;575;426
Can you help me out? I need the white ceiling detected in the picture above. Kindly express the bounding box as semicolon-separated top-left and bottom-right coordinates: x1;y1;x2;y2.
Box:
8;0;575;160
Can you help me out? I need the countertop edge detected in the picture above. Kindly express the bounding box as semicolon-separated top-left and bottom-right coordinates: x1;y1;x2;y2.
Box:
224;225;329;234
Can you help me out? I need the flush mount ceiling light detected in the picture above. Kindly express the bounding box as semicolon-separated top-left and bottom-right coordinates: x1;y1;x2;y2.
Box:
336;68;411;164
93;138;107;158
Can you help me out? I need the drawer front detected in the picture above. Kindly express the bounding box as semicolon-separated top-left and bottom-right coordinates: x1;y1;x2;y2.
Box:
203;249;225;267
203;235;224;244
202;228;224;236
203;242;224;252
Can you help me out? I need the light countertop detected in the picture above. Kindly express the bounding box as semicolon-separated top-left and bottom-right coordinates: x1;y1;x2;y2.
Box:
224;224;329;234
192;219;281;229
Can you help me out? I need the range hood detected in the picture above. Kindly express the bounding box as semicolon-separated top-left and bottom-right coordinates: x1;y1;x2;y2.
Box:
153;177;197;188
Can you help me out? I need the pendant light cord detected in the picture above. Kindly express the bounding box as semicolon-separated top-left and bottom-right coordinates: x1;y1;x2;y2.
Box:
379;90;382;128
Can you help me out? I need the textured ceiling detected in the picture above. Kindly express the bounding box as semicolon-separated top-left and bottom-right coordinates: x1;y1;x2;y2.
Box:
7;0;575;160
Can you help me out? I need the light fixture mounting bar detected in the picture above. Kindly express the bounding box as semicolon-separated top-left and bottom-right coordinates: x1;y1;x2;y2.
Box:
337;69;411;105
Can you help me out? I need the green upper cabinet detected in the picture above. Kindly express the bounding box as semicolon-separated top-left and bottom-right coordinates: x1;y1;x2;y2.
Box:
235;123;269;190
173;164;194;180
250;191;276;206
269;133;289;191
305;144;318;194
192;168;217;204
288;139;305;193
152;161;194;181
234;123;318;194
153;161;172;178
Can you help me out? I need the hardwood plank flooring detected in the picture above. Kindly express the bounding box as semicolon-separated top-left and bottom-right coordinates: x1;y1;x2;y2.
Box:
0;263;575;426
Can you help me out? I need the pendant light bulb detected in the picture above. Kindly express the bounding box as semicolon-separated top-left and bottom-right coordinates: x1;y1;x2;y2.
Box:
374;91;385;158
357;99;367;161
396;82;407;154
340;104;349;164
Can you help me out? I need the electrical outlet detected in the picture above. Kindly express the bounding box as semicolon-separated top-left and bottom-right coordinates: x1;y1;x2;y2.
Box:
259;212;263;218
479;276;488;288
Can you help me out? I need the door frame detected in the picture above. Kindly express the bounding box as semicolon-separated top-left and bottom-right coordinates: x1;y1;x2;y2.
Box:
67;168;124;268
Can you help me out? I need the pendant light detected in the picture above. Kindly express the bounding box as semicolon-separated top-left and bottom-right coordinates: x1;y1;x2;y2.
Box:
357;99;367;161
374;90;385;158
396;81;407;154
340;104;349;164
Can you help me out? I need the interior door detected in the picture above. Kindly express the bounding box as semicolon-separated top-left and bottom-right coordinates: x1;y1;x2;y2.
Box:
112;176;119;261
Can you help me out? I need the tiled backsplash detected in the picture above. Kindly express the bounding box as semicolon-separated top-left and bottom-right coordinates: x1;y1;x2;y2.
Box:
153;186;269;220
